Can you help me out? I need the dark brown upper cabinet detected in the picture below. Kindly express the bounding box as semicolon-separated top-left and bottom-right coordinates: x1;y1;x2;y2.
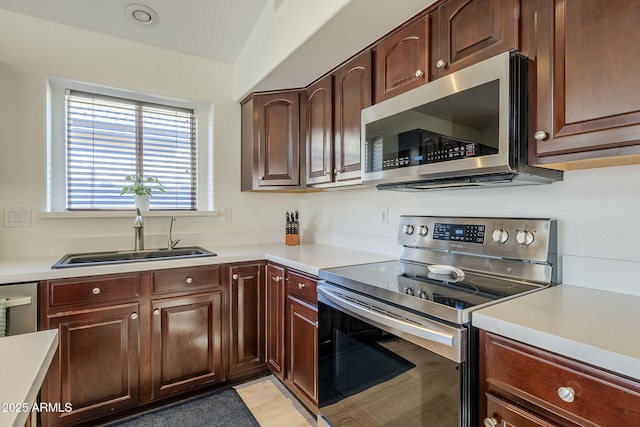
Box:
333;50;372;184
303;50;372;187
374;15;430;103
303;75;334;186
528;0;640;169
429;0;519;79
241;90;302;191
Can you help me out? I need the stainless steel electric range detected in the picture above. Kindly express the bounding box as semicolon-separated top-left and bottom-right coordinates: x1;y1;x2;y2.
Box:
317;216;557;427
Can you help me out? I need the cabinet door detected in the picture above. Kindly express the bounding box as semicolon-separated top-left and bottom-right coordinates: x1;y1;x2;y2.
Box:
266;263;286;379
532;0;640;166
256;91;301;187
431;0;519;78
151;292;224;399
228;262;266;380
334;50;372;183
286;296;318;413
374;15;430;102
42;304;140;427
303;75;334;186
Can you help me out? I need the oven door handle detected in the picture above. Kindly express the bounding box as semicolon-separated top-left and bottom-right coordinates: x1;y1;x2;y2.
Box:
318;285;457;348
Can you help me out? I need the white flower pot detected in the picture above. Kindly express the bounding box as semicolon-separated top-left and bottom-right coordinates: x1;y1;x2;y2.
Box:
135;194;150;212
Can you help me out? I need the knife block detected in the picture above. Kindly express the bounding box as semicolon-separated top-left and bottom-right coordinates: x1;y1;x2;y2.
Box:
286;233;299;246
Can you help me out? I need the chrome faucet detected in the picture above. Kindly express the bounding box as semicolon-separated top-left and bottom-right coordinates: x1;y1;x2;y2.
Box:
134;208;144;251
167;215;180;249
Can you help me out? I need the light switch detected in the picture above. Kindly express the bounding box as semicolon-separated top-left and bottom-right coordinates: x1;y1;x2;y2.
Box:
4;207;32;227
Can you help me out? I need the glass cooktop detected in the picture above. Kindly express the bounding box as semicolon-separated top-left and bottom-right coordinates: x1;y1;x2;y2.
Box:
319;260;546;324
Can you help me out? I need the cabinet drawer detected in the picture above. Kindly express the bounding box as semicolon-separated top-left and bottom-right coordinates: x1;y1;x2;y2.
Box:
484;332;640;425
486;393;557;427
47;274;140;309
286;270;317;304
152;265;221;295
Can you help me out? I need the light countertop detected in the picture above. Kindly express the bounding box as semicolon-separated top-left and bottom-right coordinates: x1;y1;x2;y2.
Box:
0;329;58;427
472;284;640;381
0;243;395;285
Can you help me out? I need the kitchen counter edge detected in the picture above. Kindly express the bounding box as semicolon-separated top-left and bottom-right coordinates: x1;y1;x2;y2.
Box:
0;329;58;427
472;284;640;381
0;243;396;284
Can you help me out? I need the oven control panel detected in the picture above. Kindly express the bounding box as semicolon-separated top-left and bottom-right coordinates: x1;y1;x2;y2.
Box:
398;216;556;263
432;223;485;244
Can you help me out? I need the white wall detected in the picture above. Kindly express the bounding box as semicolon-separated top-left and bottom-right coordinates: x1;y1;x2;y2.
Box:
300;165;640;294
0;9;298;258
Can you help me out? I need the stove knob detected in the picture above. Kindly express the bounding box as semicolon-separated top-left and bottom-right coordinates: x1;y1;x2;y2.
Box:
405;288;415;296
403;224;415;235
418;291;428;300
417;225;429;236
492;229;509;244
516;230;535;246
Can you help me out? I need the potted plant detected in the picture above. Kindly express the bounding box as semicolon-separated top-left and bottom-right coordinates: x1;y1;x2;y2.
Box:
120;174;166;211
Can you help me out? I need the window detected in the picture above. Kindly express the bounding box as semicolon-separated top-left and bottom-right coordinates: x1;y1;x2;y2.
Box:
65;90;197;210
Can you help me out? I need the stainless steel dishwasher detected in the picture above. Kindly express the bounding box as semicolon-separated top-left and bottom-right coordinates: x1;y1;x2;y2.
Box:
0;282;38;336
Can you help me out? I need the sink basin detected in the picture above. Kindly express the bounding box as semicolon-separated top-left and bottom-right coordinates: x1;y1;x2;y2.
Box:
52;246;217;269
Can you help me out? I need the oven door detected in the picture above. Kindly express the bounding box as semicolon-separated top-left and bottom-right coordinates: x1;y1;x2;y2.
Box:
317;283;476;427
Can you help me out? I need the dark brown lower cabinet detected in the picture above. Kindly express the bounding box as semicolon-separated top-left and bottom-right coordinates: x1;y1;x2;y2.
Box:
41;303;141;426
227;262;267;380
481;330;640;426
285;295;318;412
266;263;286;379
40;263;257;427
150;292;224;399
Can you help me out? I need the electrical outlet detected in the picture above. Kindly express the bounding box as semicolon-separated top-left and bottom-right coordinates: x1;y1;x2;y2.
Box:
380;207;389;225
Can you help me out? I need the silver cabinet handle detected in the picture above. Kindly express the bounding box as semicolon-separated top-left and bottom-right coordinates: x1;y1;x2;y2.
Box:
258;176;265;180
415;69;425;78
272;276;281;282
558;386;575;403
92;287;101;295
534;130;548;141
436;59;447;68
483;418;498;427
130;313;138;320
154;309;160;316
232;274;239;280
298;283;306;289
186;277;193;284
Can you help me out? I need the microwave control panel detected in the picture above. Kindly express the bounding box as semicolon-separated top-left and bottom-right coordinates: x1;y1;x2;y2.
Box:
382;129;497;170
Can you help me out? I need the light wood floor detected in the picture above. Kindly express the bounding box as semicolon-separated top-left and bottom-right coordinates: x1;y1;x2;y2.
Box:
234;376;315;427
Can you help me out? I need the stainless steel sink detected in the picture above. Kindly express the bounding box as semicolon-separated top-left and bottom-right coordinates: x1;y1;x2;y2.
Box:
52;246;217;269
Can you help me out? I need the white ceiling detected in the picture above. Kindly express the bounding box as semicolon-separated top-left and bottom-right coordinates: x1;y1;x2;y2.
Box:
0;0;269;65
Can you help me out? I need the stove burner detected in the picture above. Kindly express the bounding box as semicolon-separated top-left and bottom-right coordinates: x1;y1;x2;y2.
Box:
319;216;557;325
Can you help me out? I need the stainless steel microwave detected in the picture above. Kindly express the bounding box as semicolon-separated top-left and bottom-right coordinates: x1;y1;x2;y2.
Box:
361;51;562;190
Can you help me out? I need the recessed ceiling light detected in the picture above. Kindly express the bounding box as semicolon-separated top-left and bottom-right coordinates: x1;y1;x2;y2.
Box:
126;4;159;26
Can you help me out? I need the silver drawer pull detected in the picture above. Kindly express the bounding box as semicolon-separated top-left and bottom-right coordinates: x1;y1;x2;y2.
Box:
153;309;160;316
92;287;101;295
130;313;138;320
558;386;575;403
483;418;498;427
298;283;306;289
186;277;193;284
232;274;239;280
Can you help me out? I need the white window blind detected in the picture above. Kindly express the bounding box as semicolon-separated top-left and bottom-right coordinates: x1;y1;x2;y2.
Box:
65;90;197;210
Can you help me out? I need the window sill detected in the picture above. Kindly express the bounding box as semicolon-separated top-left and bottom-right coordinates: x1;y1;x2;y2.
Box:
40;208;231;221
